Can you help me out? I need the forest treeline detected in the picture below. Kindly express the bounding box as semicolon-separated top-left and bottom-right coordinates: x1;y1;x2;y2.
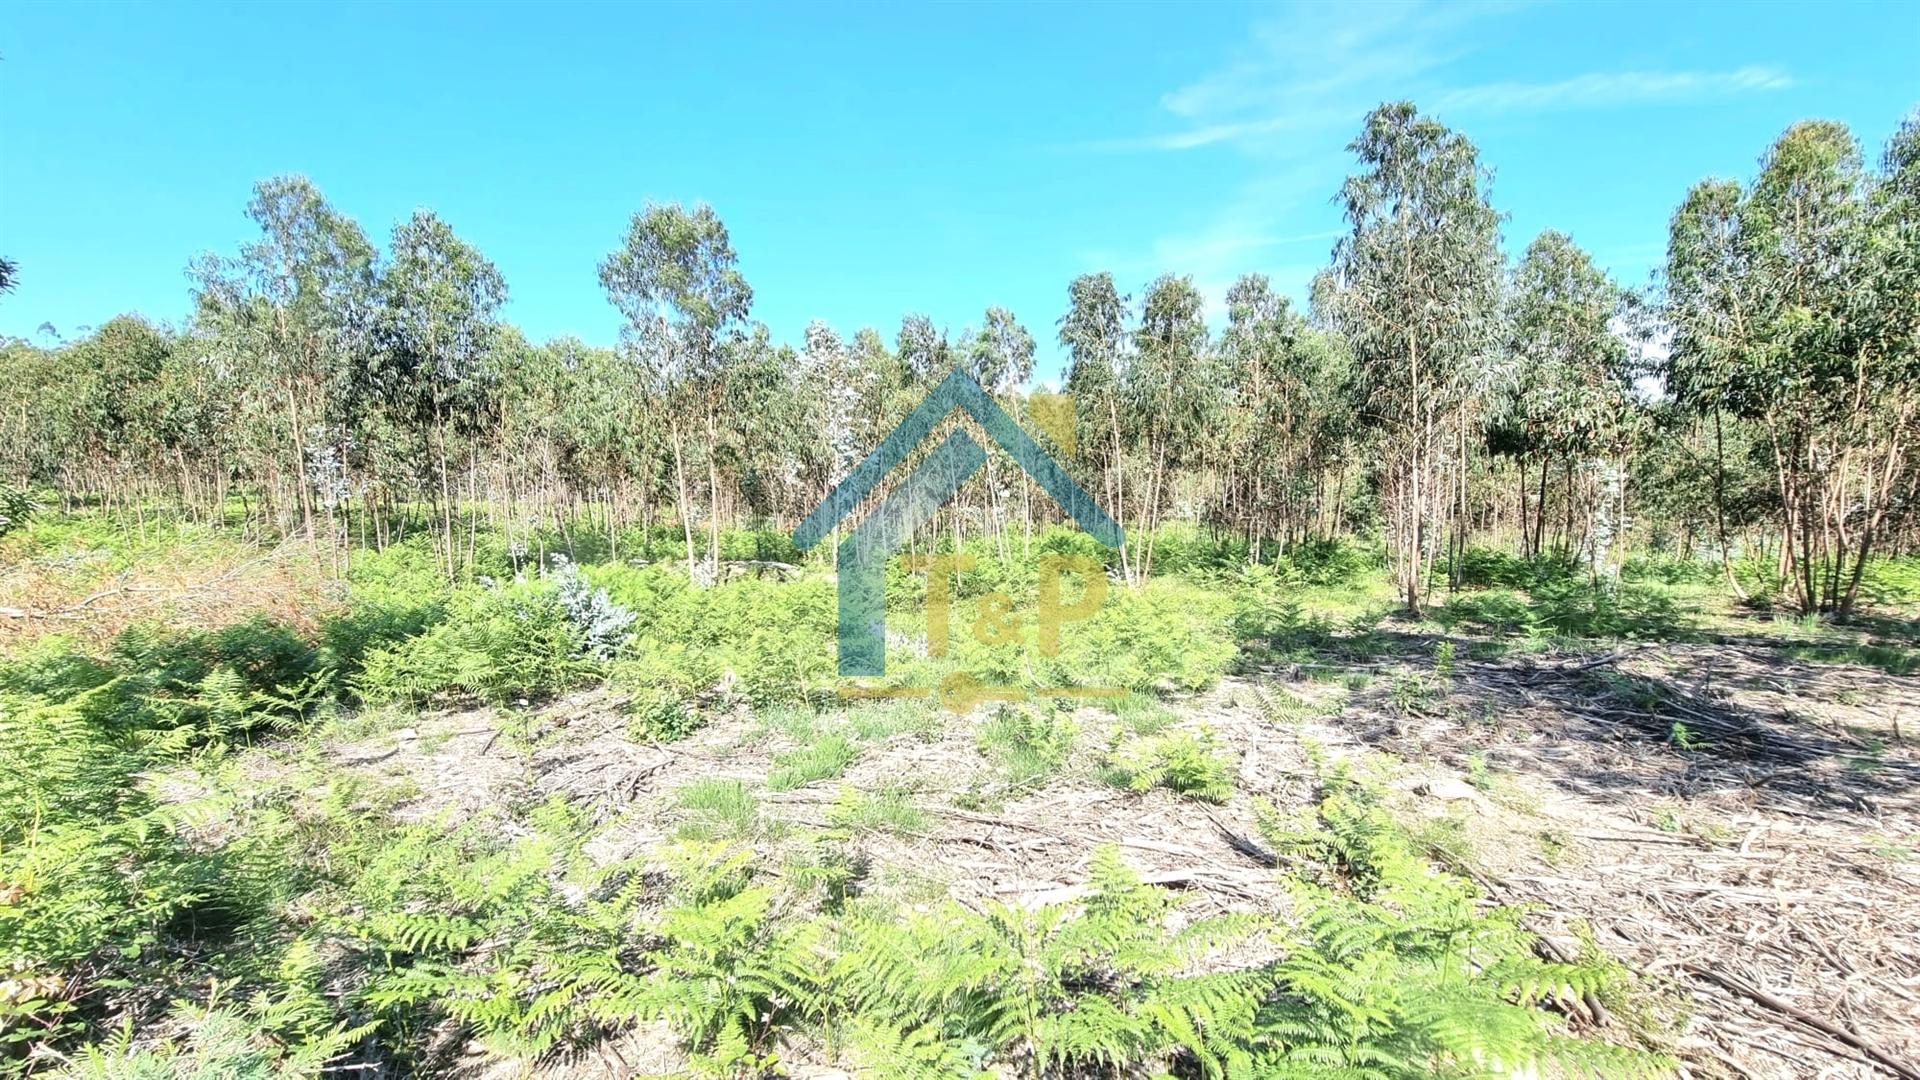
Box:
3;101;1917;616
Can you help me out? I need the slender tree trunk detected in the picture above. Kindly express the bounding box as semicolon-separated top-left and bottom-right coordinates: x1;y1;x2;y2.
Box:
669;418;697;579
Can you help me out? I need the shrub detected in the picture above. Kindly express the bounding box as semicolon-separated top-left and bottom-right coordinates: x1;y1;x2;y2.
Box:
976;705;1078;787
600;567;835;710
1622;552;1720;586
0;628;335;1066
1103;728;1235;802
1275;536;1385;586
355;574;613;703
1433;588;1540;635
1251;764;1665;1078
1445;545;1582;590
0;483;37;537
550;555;636;659
1051;579;1235;691
828;785;926;835
1531;578;1690;640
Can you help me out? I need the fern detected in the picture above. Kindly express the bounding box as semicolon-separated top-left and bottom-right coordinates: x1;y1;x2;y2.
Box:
1230;766;1668;1079
1104;727;1236;802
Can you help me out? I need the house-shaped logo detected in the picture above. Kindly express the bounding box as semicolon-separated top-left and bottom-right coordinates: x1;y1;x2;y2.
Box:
793;369;1124;676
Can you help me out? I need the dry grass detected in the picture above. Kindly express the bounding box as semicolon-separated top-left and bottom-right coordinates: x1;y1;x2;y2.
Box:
0;535;339;650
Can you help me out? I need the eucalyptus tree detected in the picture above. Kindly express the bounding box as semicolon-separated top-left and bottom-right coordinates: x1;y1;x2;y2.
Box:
1128;273;1218;578
375;209;507;574
58;317;173;510
897;313;957;385
1221;273;1354;556
966;306;1035;396
725;324;806;537
542;335;659;552
1846;113;1920;608
1325;102;1504;613
1745;122;1870;611
801;319;859;497
1059;272;1132;570
1493;231;1633;569
190;176;378;535
1664;121;1902;613
0;256;16;296
1662;178;1762;593
962;306;1036;550
599;203;753;579
848;326;908;446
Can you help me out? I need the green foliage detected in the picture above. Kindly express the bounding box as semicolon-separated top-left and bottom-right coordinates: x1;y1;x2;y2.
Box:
1251;765;1665;1078
602;566;836;717
0;484;37;537
1622;553;1721;587
1104;728;1236;803
1530;578;1690;640
976;705;1078;788
1274;537;1385;587
51;999;372;1080
828;785;926;836
1052;579;1236;692
0;625;339;1071
355;576;597;703
828;845;1268;1080
1445;546;1581;590
676;779;764;841
767;733;860;791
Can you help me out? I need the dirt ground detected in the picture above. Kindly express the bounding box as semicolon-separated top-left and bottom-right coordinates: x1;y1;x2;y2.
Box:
317;632;1920;1080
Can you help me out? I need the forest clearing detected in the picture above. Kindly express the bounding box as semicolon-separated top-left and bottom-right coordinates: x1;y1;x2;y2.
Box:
1;511;1916;1079
4;17;1920;1074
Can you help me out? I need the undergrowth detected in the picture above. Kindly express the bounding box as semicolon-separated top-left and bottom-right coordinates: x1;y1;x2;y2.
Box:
0;512;1731;1076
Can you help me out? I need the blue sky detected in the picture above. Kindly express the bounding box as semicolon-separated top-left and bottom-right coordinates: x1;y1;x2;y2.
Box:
4;1;1916;380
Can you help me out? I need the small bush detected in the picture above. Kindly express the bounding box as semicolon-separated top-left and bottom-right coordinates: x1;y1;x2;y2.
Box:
829;785;926;835
1532;578;1690;640
1103;728;1235;802
1446;546;1582;590
1276;536;1385;586
976;705;1077;787
1052;579;1235;691
356;577;600;704
1622;552;1719;586
1433;588;1539;635
0;483;38;537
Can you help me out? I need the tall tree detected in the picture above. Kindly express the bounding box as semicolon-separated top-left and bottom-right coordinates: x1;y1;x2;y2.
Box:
376;209;507;575
965;306;1034;395
1492;231;1633;570
1222;273;1353;557
599;203;754;580
1325;102;1504;613
1847;112;1920;611
1059;272;1132;572
1663;178;1759;595
190;176;378;536
897;313;955;385
1128;274;1217;579
1664;121;1908;614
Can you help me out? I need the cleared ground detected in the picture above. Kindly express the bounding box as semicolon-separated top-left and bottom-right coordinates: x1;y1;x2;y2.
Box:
266;628;1920;1078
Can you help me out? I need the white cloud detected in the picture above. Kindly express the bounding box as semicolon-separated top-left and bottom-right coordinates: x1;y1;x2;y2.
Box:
1082;1;1794;317
1436;66;1794;113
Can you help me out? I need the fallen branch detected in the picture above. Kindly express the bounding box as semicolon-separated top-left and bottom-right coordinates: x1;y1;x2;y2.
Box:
1686;965;1920;1080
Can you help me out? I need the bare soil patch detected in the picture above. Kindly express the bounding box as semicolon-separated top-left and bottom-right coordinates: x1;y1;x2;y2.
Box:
309;634;1920;1078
